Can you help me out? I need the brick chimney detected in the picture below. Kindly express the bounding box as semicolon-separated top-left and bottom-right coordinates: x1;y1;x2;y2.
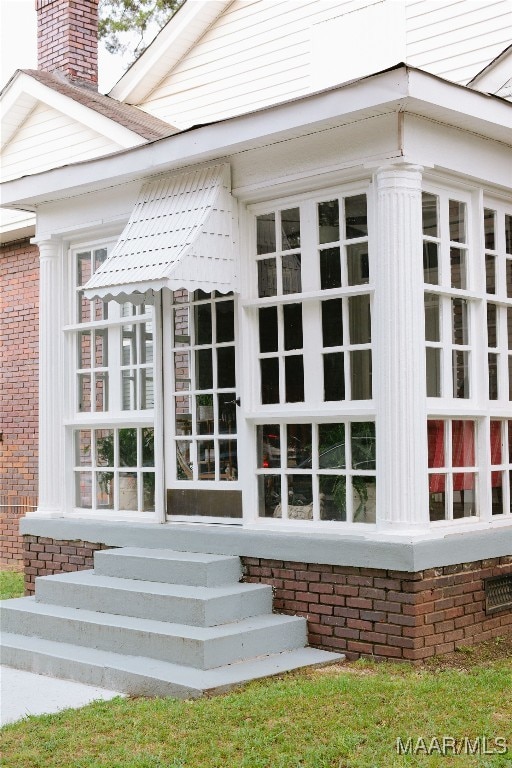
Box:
35;0;99;87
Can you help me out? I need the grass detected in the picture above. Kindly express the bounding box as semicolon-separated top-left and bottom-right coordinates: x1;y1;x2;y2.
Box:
0;569;24;600
1;638;511;768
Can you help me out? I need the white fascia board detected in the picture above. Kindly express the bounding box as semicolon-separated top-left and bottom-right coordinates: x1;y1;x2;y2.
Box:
109;0;232;104
468;46;512;95
0;209;36;244
1;72;147;150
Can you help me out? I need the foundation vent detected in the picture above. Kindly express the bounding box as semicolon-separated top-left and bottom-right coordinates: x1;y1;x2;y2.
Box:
485;574;512;614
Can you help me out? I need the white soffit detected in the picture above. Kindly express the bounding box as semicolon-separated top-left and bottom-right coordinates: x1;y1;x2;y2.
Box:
84;163;235;302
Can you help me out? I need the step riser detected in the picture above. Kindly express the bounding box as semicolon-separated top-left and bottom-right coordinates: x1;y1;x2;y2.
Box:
94;550;242;587
1;605;307;670
35;579;272;627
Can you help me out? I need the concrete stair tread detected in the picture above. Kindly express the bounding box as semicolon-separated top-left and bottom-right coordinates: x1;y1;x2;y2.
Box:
97;548;239;565
2;632;344;698
1;596;305;640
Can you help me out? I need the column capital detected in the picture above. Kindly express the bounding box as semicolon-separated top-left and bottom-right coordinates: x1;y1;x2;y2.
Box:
374;163;424;191
32;236;62;260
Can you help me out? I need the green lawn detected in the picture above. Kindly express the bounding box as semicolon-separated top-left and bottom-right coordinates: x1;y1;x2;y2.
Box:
0;570;24;600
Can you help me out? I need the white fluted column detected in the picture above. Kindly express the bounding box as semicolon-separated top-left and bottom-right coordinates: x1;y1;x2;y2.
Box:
36;238;65;514
373;165;429;531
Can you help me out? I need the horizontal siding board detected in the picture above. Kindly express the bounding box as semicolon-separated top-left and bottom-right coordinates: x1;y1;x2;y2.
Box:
406;0;504;27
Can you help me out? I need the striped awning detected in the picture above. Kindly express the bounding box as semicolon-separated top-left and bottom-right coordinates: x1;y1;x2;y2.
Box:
84;163;236;302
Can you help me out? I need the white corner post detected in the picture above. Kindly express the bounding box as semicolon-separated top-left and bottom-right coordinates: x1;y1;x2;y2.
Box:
373;164;430;531
36;237;65;514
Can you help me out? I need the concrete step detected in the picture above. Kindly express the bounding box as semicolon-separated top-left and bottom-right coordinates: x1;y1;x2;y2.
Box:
1;632;344;698
94;548;242;587
1;597;307;670
34;570;272;627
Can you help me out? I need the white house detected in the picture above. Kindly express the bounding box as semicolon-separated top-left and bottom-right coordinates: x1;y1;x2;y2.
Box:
1;0;511;695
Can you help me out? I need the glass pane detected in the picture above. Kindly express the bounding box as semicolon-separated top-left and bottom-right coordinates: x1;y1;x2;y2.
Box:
449;200;466;243
488;353;498;400
216;301;234;343
95;372;108;412
257;213;276;255
195;349;213;390
320;247;341;289
176;440;192;480
122;326;136;366
352;477;376;523
508;308;512;350
424;294;440;342
95;300;108;322
487;304;497;348
428;421;445;468
484;208;495;250
323;353;345;401
318;423;345;468
452;420;475;467
452;298;468;345
285;355;304;402
75;430;92;466
261;358;279;404
509;357;512;401
174;350;191;391
423;242;439;284
345;195;367;239
95;329;108;367
217;347;235;388
322;299;343;347
281;208;300;250
429;475;446;521
507;259;512;298
218;393;237;434
122;369;137;410
287;423;311;468
198;440;215;480
453;350;470;398
318;200;339;244
509;421;512;463
78;291;90;323
95;429;114;467
426;348;441;397
76;471;92;508
319;475;346;521
175;395;192;436
196;395;214;434
142;474;155;512
78;373;91;412
490;421;502;465
219;439;237;481
491;480;504;516
351;422;376;471
347;243;369;286
259;307;278;353
173;303;190;343
287;475;313;518
258;475;280;517
194;303;212;345
505;214;512;254
78;331;91;369
350;350;372;399
450;247;466;289
485;255;496;294
119;472;138;511
140;323;153;364
452;474;476;518
142;428;155;467
77;252;91;286
119;428;138;467
257;425;281;469
422;193;438;237
282;254;302;294
349;295;371;344
283;303;303;351
141;369;154;409
258;258;277;298
121;302;136;317
96;471;113;510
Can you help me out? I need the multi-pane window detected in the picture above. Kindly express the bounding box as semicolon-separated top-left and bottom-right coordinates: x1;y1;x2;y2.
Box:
423;192;472;399
490;420;512;516
256;421;376;523
70;245;155;513
171;290;238;483
428;419;477;521
255;192;371;406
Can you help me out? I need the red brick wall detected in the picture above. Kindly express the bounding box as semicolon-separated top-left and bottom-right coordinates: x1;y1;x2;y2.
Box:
0;238;39;567
23;536;111;594
36;0;99;86
242;556;512;662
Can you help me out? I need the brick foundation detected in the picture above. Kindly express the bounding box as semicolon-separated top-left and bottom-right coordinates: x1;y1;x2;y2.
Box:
21;535;512;660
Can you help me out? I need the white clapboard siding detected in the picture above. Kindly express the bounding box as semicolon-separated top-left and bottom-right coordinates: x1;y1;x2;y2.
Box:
140;0;381;127
405;0;512;84
1;102;123;182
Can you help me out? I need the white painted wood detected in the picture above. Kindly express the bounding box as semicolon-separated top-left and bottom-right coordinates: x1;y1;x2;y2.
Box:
372;164;429;530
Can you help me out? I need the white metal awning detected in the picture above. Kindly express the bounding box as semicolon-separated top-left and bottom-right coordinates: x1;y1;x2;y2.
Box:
84;163;236;302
